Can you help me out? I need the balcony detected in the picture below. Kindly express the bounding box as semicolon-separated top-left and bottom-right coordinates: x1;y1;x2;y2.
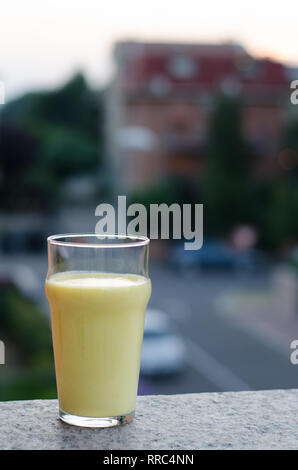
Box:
0;389;297;449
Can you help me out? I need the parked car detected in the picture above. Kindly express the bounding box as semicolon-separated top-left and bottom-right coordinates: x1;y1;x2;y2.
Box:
140;309;185;376
171;239;265;272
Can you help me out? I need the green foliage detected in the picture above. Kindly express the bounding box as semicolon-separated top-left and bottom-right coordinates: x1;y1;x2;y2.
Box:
0;286;56;400
30;74;96;131
3;73;99;137
1;72;102;210
41;126;98;177
127;179;198;240
264;180;298;249
129;180;177;208
284;115;298;154
0;287;52;359
261;113;298;250
203;94;254;235
0;370;56;401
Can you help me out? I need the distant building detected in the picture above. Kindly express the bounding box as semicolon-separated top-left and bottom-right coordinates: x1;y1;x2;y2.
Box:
105;40;292;193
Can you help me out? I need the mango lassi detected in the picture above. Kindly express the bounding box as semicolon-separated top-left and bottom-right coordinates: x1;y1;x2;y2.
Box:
45;272;151;419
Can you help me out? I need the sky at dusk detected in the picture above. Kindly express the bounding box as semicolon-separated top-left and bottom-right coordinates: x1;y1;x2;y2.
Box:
1;0;297;98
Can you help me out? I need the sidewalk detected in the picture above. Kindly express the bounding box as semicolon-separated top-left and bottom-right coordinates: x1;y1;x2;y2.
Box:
213;266;298;356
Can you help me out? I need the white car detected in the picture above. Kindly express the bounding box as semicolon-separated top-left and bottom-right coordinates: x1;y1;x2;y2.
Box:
140;309;185;376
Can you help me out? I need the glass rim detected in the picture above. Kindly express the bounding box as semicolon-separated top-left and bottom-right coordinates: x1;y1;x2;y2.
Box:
47;233;150;249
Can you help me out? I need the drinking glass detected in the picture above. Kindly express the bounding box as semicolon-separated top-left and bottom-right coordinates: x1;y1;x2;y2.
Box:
45;234;151;428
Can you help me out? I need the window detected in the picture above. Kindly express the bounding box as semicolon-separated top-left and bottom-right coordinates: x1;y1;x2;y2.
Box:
168;54;198;79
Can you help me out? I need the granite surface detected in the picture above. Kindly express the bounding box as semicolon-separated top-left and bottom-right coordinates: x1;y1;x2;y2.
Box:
1;390;298;450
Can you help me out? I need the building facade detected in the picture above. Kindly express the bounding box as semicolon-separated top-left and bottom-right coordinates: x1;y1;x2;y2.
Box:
106;41;292;193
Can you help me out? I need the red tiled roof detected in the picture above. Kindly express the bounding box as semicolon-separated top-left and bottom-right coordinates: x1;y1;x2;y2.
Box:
116;41;290;92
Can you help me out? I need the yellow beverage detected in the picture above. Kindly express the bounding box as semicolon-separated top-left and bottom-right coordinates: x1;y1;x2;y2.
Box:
45;272;151;418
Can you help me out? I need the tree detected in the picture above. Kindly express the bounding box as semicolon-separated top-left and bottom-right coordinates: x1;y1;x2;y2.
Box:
203;94;254;236
1;73;104;211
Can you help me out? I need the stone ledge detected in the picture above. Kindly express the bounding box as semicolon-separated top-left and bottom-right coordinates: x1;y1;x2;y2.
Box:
1;389;298;450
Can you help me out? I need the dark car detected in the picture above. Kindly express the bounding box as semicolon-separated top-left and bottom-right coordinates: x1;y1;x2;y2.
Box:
171;239;265;272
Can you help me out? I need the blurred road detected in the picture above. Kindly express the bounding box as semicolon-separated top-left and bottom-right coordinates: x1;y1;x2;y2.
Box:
146;263;298;394
2;254;298;395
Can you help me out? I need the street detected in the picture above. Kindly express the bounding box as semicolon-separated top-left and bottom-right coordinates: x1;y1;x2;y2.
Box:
144;263;298;394
2;253;298;395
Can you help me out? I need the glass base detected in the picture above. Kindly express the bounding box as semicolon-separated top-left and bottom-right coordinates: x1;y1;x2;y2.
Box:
59;408;135;428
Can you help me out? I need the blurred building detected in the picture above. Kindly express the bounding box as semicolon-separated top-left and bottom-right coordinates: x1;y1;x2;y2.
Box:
106;41;293;192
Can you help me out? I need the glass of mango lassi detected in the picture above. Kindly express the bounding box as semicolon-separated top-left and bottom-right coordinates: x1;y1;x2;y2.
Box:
45;234;151;428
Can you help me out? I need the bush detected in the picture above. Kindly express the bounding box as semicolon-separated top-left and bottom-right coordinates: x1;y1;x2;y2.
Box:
0;286;56;400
